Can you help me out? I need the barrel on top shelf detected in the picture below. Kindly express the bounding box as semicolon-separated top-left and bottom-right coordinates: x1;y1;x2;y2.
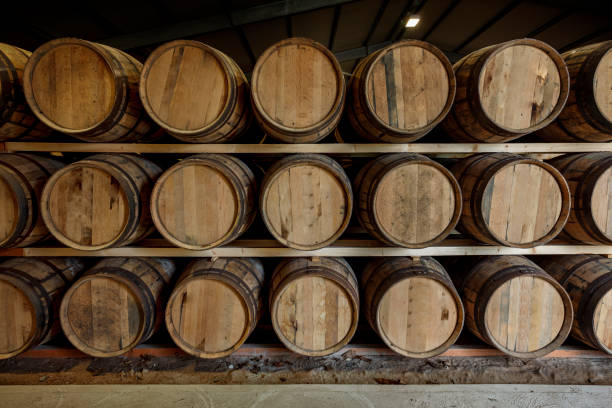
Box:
60;257;175;357
260;154;352;250
452;153;570;247
355;153;461;248
251;38;345;143
41;154;161;250
0;153;63;248
269;257;359;356
440;38;569;142
23;38;159;142
537;41;612;142
347;40;455;143
0;43;52;141
140;40;251;143
0;257;84;359
362;257;464;358
166;258;264;358
453;255;573;358
151;154;256;250
536;255;612;354
549;152;612;245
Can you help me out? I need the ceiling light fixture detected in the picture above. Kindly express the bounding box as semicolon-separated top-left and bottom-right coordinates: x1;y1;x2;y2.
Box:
405;16;420;28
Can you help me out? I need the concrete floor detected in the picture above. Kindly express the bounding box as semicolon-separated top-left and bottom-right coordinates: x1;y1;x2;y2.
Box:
0;384;611;408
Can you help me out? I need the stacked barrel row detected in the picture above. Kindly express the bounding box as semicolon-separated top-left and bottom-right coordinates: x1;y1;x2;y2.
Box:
0;254;610;360
1;37;611;143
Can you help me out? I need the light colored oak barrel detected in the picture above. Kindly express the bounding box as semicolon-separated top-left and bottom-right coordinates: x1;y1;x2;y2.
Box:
269;257;359;356
0;257;84;359
538;41;612;142
452;153;570;247
166;258;264;358
0;43;52;141
41;154;162;250
60;257;175;357
354;153;461;248
549;152;612;244
151;154;256;250
440;38;569;142
260;154;352;250
347;40;455;142
251;38;345;143
23;38;158;142
536;255;612;354
453;255;573;358
0;153;63;247
362;257;464;357
140;40;252;143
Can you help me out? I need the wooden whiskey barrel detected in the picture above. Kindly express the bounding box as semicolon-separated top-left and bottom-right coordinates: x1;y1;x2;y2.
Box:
538;41;612;142
0;257;84;359
41;154;161;250
0;153;63;247
251;38;345;143
0;43;52;141
440;39;569;142
362;257;464;357
166;258;264;358
269;257;359;356
23;38;158;142
140;40;252;143
452;153;570;247
60;257;175;357
536;255;612;354
347;40;455;142
260;154;352;250
151;154;256;250
454;255;573;358
355;153;461;248
549;152;612;244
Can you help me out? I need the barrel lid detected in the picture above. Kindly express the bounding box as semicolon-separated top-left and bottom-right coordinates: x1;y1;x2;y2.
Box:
24;38;119;133
140;40;233;134
272;274;356;356
484;275;565;354
0;171;21;246
166;277;249;358
590;166;612;241
592;287;612;353
481;161;565;246
0;278;36;357
594;48;612;123
41;161;132;250
61;275;145;357
373;160;460;247
152;161;238;250
477;39;566;132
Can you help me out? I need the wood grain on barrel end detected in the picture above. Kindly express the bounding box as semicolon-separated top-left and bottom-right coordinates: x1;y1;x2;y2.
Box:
591;166;612;241
0;176;18;245
0;280;35;357
594;49;612;123
593;289;612;351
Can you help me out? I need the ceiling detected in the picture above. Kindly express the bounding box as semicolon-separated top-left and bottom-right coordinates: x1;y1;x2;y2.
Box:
3;0;612;74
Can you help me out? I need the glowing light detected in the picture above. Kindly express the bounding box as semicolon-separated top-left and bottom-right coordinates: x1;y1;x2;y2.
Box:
405;16;420;28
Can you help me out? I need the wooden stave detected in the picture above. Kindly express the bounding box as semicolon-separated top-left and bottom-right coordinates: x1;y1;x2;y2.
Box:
0;257;84;359
536;255;612;354
269;257;359;356
548;152;612;244
0;153;64;248
259;154;353;250
452;152;571;248
250;37;346;144
440;38;569;143
140;40;252;143
454;255;573;358
361;257;464;358
23;38;158;142
40;154;162;250
60;257;175;358
151;154;256;250
165;257;264;358
354;153;462;248
537;41;612;142
0;43;52;141
347;40;456;143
